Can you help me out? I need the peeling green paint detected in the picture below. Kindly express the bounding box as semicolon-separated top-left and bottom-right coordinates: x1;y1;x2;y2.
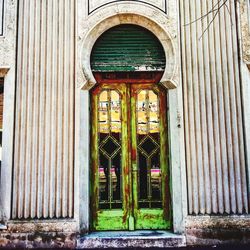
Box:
91;82;170;231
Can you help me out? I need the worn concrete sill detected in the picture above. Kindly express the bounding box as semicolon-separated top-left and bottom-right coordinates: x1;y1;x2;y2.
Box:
77;230;186;248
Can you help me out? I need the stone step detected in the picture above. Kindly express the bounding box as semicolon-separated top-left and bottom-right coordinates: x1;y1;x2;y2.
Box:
77;230;186;249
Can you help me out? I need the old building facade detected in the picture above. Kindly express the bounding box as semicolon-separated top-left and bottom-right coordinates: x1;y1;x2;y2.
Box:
0;0;250;248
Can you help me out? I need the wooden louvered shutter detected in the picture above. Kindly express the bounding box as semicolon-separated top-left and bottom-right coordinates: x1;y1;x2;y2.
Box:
91;24;165;72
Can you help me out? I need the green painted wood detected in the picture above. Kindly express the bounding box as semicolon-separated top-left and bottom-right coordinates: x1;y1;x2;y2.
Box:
91;25;166;72
91;83;130;231
91;83;170;231
95;210;128;231
131;84;170;230
135;209;171;230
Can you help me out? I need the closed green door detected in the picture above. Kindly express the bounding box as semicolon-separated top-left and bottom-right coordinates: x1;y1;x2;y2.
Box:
91;82;170;231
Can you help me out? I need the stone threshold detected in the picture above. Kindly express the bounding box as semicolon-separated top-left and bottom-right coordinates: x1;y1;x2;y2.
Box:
77;230;186;248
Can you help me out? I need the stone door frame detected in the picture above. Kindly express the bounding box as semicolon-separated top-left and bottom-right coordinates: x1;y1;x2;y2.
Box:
76;0;187;234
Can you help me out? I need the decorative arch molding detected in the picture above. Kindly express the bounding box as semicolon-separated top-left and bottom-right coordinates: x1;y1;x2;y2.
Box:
87;0;167;15
80;12;178;89
77;1;187;234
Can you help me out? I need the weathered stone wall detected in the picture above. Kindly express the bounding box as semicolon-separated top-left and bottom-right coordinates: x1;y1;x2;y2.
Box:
0;221;78;248
180;0;249;215
11;0;75;220
0;0;16;68
0;232;76;249
185;216;250;246
240;0;250;67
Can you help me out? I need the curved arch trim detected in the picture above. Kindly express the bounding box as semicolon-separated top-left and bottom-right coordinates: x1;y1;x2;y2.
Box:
88;0;167;15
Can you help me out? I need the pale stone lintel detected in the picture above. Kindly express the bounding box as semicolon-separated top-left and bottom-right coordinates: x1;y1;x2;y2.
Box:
5;220;79;233
0;67;10;77
80;79;178;90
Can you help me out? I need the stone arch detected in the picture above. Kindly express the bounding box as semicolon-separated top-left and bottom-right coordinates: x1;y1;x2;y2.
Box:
80;13;177;89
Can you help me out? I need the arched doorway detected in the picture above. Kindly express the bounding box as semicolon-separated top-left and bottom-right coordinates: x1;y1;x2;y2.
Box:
90;25;170;231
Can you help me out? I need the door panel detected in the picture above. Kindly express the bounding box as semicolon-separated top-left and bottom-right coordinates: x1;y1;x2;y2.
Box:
131;84;170;229
91;83;130;230
91;82;170;231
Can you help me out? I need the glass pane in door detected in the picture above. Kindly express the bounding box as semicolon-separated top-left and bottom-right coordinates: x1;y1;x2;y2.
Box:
137;90;162;209
98;90;122;209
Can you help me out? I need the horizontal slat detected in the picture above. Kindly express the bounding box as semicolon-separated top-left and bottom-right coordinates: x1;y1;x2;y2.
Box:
91;24;165;72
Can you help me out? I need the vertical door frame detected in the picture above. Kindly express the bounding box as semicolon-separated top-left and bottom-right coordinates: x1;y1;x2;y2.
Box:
77;78;187;234
77;7;187;234
0;67;15;224
0;0;18;225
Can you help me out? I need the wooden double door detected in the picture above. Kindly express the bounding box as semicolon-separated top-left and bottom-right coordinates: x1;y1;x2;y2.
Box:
91;82;170;231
